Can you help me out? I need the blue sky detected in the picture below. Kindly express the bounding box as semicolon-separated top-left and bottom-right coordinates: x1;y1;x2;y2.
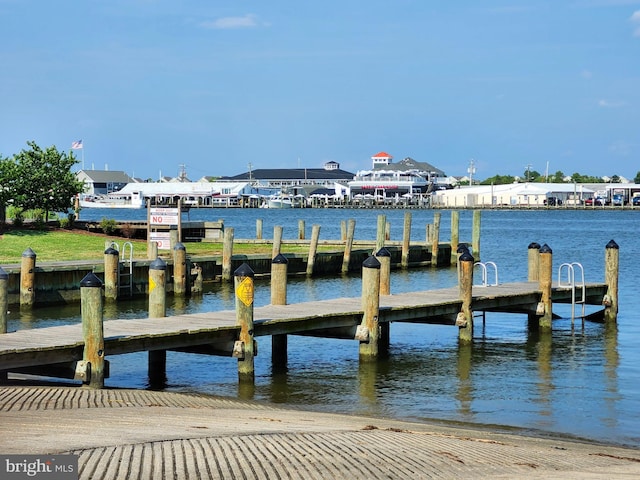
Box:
1;1;639;181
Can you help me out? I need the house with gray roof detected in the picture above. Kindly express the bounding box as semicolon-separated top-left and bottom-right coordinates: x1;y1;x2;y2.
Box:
76;170;135;196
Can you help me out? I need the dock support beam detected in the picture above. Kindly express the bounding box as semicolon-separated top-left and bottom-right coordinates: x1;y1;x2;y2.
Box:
359;255;381;361
306;225;321;276
376;247;391;296
271;254;288;371
527;242;541;282
604;240;619;324
341;219;356;274
0;267;6;335
458;251;474;344
450;211;459;265
104;247;119;300
431;213;441;267
401;211;411;268
20;247;36;307
80;273;105;389
173;242;187;296
538;244;553;332
272;226;283;259
148;257;167;389
472;210;481;261
235;263;255;382
376;215;386;252
222;227;234;282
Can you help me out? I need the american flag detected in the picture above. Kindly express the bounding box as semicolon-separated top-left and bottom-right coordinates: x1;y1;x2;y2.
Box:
71;140;83;149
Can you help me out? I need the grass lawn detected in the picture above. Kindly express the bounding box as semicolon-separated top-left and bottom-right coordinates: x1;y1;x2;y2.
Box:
0;228;336;263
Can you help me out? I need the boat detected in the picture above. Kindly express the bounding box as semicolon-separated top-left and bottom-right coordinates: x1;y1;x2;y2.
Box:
266;195;293;209
78;192;145;209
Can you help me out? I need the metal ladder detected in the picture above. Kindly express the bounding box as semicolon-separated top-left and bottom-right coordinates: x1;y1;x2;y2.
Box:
474;261;499;287
557;262;585;322
108;241;134;297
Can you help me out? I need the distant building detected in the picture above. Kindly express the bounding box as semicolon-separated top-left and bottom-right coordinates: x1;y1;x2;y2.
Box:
76;170;134;196
220;165;354;196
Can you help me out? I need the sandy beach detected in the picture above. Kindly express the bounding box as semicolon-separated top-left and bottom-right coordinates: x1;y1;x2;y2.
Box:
1;384;639;479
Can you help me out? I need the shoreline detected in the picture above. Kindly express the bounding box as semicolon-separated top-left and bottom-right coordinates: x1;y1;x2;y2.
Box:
1;384;639;479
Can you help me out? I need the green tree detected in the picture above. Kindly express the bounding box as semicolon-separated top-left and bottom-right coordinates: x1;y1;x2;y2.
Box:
0;155;19;225
480;174;516;185
550;170;565;183
11;141;84;221
635;171;640;184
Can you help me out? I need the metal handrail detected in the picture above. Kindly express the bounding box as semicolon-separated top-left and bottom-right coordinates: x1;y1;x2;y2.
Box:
474;261;498;287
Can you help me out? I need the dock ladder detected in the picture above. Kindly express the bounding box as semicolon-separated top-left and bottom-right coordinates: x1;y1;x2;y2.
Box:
474;261;499;287
557;262;585;322
108;241;134;297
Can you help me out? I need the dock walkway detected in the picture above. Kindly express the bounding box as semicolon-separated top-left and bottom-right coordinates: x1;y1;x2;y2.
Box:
0;281;607;373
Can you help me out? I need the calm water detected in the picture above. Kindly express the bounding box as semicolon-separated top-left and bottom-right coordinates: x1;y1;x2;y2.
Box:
9;208;640;447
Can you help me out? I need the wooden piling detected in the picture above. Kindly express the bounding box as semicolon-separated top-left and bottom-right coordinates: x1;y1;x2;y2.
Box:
342;219;356;274
169;227;179;251
401;211;411;268
173;242;187;296
359;255;381;361
472;210;481;260
271;254;288;370
104;247;119;300
450;211;459;265
431;213;441;267
538;244;553;332
376;247;391;296
234;263;255;382
272;226;283;259
604;240;619;324
458;251;474;343
306;224;321;276
80;273;105;389
256;219;263;240
271;254;288;306
20;248;36;307
376;214;386;252
222;227;234;281
298;220;305;240
148;257;167;388
0;267;7;335
527;242;541;282
340;220;346;241
147;240;158;260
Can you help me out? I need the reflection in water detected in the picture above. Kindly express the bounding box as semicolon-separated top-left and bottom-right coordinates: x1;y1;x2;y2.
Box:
456;343;473;419
603;323;620;429
535;331;553;422
358;361;379;408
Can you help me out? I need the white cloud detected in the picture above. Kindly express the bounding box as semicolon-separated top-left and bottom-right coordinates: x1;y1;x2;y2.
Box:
598;99;627;107
200;14;265;30
631;10;640;36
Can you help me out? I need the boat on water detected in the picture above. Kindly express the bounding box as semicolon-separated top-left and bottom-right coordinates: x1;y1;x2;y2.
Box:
264;195;293;209
78;192;145;209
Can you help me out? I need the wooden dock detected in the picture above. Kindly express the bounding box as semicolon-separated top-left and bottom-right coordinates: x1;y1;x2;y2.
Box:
0;280;609;378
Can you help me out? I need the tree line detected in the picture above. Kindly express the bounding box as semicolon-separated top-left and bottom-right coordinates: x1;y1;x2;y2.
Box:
478;169;640;186
0;141;84;225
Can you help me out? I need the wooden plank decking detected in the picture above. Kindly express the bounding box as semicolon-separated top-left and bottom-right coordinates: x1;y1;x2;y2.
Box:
0;281;608;373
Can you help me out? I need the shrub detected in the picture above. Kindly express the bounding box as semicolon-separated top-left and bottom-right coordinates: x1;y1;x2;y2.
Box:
7;206;24;227
100;217;118;235
120;222;135;238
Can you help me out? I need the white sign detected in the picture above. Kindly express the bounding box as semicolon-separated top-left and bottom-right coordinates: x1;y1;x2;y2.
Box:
149;231;171;250
149;207;179;226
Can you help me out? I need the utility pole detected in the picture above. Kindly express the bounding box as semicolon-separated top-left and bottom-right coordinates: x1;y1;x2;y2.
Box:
468;159;476;186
